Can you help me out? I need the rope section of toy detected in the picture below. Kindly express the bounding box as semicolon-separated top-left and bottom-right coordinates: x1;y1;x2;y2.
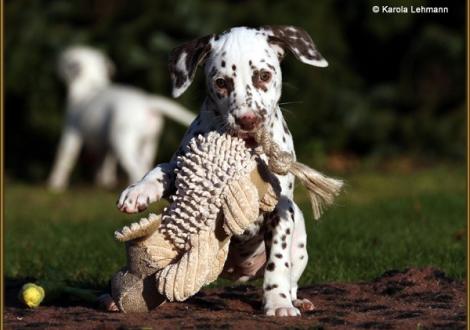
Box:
254;128;343;220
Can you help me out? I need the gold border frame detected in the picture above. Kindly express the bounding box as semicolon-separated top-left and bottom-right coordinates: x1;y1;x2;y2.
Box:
1;0;4;327
0;2;468;328
466;0;469;326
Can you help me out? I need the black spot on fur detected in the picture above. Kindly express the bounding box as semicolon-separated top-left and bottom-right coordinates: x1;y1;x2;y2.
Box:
266;262;275;271
298;243;305;248
283;121;289;134
286;228;291;235
300;255;305;260
275;253;282;259
280;293;287;299
265;283;279;291
232;64;236;71
221;60;226;67
285;262;289;268
282;242;287;249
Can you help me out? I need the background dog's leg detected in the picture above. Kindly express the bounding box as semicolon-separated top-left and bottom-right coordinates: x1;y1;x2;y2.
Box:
141;136;159;175
95;152;118;188
113;135;147;184
48;128;82;191
289;203;315;312
263;197;300;317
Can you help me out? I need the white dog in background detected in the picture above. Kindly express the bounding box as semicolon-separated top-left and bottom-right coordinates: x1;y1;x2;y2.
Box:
48;46;195;191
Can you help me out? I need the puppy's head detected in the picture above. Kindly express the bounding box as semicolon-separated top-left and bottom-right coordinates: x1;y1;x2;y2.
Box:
58;46;114;87
169;26;327;139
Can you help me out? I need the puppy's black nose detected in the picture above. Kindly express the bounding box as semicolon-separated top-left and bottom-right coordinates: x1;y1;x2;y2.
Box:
235;113;260;131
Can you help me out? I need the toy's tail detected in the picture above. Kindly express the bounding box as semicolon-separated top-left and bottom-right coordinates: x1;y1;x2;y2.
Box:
148;95;196;126
255;128;343;220
289;162;343;220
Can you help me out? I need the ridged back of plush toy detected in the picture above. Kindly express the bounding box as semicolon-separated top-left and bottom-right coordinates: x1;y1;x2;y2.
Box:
160;132;256;249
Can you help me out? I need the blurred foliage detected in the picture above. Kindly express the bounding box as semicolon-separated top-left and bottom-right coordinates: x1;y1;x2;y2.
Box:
5;0;466;182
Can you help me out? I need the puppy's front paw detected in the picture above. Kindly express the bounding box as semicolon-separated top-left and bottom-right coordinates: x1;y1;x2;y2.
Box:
117;180;163;213
264;293;301;317
265;306;301;317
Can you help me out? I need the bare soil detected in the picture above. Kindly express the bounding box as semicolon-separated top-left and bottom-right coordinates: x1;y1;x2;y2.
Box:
3;267;466;329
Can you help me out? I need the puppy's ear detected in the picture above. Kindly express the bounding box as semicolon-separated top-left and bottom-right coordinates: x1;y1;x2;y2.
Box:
169;34;214;98
263;25;328;67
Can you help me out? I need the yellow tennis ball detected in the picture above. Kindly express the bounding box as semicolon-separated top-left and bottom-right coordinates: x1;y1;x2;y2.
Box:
19;283;45;308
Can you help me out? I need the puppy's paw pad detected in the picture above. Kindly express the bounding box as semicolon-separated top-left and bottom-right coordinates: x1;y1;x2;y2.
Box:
117;181;163;213
265;306;300;317
293;298;315;312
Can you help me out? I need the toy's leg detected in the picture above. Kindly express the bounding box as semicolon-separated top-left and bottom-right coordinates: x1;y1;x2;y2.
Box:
111;268;165;313
263;196;300;317
289;202;315;312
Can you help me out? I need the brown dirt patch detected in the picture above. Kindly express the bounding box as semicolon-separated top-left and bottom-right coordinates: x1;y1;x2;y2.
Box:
3;267;466;329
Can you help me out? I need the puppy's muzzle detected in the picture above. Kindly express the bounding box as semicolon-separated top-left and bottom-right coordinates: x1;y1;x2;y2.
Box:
235;113;261;131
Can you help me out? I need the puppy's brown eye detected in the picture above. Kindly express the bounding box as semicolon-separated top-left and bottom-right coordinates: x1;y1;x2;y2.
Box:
215;78;226;89
260;71;272;82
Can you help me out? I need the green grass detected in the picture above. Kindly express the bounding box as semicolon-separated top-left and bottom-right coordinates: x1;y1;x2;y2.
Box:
4;165;466;290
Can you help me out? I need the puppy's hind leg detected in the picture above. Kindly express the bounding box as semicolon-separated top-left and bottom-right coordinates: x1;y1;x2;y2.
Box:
48;128;83;191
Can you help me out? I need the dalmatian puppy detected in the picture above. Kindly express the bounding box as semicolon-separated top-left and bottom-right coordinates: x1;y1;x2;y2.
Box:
117;26;328;316
48;46;195;191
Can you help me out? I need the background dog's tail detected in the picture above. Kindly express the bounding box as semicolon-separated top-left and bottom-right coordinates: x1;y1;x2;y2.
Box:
148;95;196;126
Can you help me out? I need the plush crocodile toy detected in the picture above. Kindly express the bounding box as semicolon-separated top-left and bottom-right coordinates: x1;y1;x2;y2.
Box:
110;129;342;312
